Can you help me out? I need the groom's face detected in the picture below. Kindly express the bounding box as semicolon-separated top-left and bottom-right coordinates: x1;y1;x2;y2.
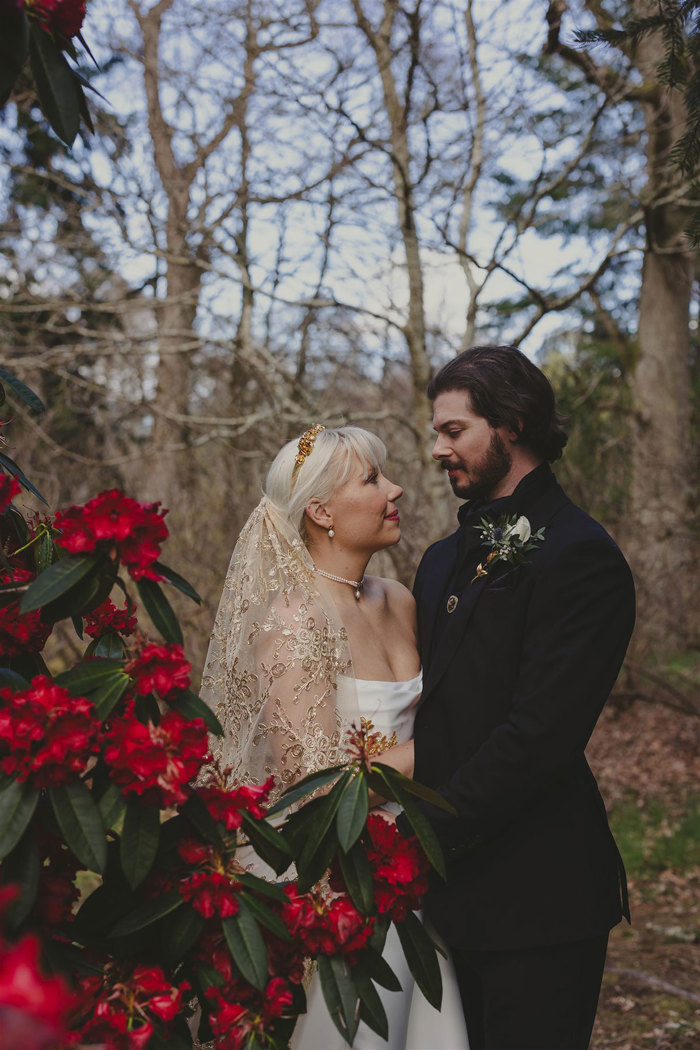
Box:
432;389;512;501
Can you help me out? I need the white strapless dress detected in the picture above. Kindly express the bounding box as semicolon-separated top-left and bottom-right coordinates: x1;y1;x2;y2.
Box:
291;673;470;1050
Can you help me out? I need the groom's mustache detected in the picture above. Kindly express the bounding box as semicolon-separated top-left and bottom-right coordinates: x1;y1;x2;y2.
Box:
441;460;464;472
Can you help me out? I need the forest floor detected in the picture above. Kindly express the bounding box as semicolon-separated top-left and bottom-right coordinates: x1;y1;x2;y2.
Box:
587;686;700;1050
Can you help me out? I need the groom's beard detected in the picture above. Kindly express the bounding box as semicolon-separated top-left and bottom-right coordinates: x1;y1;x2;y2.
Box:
442;431;512;501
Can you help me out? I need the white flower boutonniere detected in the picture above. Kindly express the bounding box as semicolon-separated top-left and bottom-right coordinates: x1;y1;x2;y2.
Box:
471;513;545;584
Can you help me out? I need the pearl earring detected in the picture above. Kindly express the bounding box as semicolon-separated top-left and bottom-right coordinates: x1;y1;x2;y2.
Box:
328;526;335;538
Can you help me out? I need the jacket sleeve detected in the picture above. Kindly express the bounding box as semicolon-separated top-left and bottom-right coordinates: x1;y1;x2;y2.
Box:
412;536;635;850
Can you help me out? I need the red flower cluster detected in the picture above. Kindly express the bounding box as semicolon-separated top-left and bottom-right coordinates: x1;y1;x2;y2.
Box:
21;0;87;40
73;965;190;1050
126;642;190;697
0;676;99;788
84;596;138;639
206;976;293;1050
0;474;21;513
196;775;275;831
176;839;242;918
364;813;430;922
0;567;52;658
54;489;168;581
281;887;374;957
103;705;208;807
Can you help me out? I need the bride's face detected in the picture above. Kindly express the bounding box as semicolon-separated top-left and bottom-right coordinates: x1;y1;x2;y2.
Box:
326;457;403;554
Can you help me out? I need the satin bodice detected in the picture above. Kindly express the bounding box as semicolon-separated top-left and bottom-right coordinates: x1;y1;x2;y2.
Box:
338;672;422;745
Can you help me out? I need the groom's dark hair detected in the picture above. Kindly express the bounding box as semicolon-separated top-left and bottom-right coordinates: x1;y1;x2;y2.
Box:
427;345;568;462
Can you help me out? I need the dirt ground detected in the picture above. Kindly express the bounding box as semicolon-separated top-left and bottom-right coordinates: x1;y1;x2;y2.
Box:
587;701;700;1050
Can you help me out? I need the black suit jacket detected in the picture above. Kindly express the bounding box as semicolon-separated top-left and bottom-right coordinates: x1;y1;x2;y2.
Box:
410;464;635;951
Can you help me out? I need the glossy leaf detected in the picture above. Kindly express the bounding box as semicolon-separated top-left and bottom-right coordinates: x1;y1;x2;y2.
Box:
236;871;286;902
97;782;126;831
0;13;30;103
171;689;223;736
1;829;39;929
0;452;47;505
357;947;402;992
296;823;339;894
29;23;80;145
89;672;130;722
222;901;268;991
95;631;126;659
267;765;346;816
49;781;107;874
354;965;388;1040
136;578;183;645
120;800;160;889
55;658;124;694
238;891;290;941
395;911;443;1010
240;811;291;876
20;554;100;613
375;766;446;881
317;954;359;1045
336;772;369;853
298;772;349;870
0;779;40;861
153;561;202;604
337;839;375;916
181;792;225;849
110;890;184;937
374;764;457;813
162;903;206;963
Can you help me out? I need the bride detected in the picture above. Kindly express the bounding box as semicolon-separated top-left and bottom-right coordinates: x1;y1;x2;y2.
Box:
200;424;468;1050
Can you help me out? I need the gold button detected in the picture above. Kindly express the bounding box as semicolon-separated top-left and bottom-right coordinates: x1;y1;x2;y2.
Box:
446;595;459;614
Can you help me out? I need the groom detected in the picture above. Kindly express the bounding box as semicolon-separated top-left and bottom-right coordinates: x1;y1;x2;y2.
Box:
404;346;635;1050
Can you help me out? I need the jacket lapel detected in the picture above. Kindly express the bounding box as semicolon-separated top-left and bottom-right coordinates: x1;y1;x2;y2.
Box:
419;571;490;708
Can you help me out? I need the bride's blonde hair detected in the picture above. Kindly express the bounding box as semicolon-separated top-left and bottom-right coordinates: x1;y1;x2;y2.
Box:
265;426;386;537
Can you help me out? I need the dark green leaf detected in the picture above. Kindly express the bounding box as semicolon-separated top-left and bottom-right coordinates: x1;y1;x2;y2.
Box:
240;811;292;876
354;965;388;1040
0;669;29;691
89;672;130;721
72;615;84;639
0;780;40;861
29;23;80;145
357;947;402;991
20;554;100;613
296;823;339;893
1;829;39;929
298;772;349;869
95;631;126;659
336;773;368;853
161;903;206;962
109;889;184;937
0;12;30;102
376;767;457;813
238;891;290;941
236;871;286;902
170;689;223;735
55;658;124;694
153;561;202;604
120;800;160;889
395;911;443;1010
196;962;225;991
97;782;126;831
0;368;44;415
49;781;107;874
317;954;359;1045
0;580;27;609
222;901;268;991
375;767;446;881
0;452;47;505
136;578;183;645
181;792;225;848
337;839;374;915
267;765;346;816
35;531;54;575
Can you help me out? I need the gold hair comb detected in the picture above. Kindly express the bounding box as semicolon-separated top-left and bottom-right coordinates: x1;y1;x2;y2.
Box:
291;423;325;488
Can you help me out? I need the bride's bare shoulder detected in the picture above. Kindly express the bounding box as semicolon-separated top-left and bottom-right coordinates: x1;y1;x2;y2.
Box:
367;576;416;617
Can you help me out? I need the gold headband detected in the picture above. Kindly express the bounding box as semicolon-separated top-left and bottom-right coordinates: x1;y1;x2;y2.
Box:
291;424;325;488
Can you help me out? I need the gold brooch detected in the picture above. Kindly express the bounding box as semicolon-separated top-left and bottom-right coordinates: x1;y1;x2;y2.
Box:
446;595;459;613
291;423;325;489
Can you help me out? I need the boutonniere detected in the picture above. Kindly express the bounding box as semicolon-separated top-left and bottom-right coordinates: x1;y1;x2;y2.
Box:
471;513;545;584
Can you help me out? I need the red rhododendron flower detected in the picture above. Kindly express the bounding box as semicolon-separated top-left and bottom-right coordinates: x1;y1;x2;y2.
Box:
179;870;241;918
0;474;21;513
195;775;275;830
84;596;137;639
207;976;293;1049
0;568;52;658
54;490;168;581
363;813;430;923
126;642;190;697
21;0;87;40
73;964;189;1050
0;676;99;788
103;704;208;807
281;887;374;956
0;932;73;1050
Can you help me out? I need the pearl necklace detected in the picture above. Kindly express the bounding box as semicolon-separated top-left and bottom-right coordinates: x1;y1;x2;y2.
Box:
314;565;364;600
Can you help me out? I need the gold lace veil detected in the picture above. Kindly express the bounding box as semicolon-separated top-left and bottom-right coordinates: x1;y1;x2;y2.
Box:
199;495;359;799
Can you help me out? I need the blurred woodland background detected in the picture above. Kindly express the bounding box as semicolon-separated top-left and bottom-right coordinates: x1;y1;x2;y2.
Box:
1;1;699;1045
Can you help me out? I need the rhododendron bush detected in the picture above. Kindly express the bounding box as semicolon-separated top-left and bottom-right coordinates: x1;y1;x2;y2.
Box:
0;369;453;1049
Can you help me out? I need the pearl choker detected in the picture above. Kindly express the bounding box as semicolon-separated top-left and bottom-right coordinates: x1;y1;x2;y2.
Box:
314;565;364;600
